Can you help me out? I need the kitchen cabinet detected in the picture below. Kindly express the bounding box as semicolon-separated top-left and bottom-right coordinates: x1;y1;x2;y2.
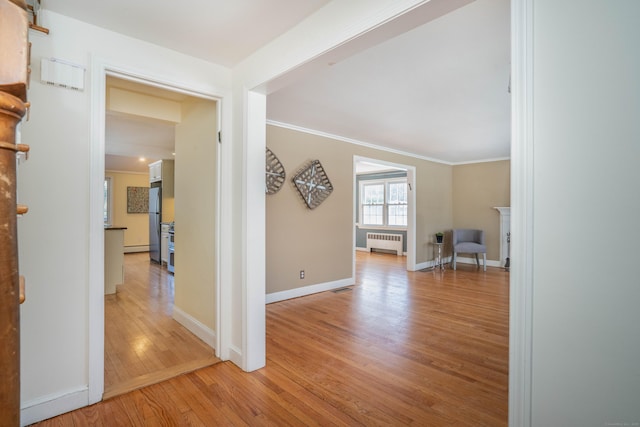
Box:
149;161;162;183
148;160;174;190
104;227;126;294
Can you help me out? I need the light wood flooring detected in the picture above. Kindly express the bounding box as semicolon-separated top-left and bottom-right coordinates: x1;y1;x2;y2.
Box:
103;252;219;399
34;252;509;426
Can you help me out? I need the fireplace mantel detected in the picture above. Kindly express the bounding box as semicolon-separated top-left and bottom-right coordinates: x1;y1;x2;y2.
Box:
494;207;511;216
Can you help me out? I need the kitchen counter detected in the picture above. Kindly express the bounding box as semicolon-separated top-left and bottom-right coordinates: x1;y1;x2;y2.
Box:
105;227;127;294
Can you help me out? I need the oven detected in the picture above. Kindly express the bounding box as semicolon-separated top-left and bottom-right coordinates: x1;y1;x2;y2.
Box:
167;231;175;273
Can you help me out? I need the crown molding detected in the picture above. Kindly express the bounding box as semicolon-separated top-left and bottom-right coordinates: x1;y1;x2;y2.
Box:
266;120;510;166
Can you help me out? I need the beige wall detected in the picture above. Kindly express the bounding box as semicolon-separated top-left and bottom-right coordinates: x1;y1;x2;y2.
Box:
105;171;149;248
160;160;175;223
174;99;218;331
266;125;453;294
452;160;510;261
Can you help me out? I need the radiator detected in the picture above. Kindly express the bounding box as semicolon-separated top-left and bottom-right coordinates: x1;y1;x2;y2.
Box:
366;232;403;256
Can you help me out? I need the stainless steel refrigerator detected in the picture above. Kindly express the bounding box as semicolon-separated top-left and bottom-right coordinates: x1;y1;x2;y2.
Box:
149;183;162;263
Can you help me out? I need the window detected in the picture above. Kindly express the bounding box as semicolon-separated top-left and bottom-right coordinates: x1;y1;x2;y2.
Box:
361;183;384;225
104;177;112;225
387;181;408;226
360;178;407;227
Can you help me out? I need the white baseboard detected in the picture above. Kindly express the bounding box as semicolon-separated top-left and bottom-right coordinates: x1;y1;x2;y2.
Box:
172;306;216;349
417;256;503;270
228;345;242;368
21;386;88;426
266;277;354;304
124;245;148;253
416;256;453;270
455;256;503;268
415;260;432;270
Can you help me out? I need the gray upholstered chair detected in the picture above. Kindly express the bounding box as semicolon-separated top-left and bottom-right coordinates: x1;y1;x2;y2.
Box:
452;229;486;271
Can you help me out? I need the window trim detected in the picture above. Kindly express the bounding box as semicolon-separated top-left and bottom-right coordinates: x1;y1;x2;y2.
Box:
358;177;408;229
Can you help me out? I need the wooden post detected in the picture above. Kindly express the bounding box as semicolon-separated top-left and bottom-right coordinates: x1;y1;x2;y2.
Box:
0;92;26;427
1;0;29;424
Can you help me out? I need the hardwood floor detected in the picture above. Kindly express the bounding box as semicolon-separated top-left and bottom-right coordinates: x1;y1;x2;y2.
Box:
34;252;509;426
103;253;219;399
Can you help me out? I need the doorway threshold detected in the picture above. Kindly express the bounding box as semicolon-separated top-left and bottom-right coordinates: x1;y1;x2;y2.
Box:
103;355;221;400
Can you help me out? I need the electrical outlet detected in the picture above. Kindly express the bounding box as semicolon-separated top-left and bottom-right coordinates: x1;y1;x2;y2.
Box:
300;270;305;279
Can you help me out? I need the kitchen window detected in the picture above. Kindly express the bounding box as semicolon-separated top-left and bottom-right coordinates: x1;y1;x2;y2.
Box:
360;179;407;227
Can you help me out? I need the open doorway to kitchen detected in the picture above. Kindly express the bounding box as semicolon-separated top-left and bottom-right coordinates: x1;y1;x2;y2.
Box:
101;75;221;398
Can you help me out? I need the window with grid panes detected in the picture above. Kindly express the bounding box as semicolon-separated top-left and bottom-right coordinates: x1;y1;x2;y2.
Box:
360;179;407;227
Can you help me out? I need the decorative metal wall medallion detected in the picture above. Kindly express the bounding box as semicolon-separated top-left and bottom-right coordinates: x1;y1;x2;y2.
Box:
292;160;333;209
265;147;286;194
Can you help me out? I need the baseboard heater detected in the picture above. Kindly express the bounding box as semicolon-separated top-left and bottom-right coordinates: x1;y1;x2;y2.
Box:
366;232;403;256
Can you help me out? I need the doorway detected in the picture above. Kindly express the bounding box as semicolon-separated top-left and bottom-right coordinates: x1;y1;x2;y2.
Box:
90;63;223;402
353;156;416;277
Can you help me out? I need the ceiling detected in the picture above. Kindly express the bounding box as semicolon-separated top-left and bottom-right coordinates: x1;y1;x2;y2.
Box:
42;0;510;169
39;0;331;68
268;0;511;164
104;76;194;173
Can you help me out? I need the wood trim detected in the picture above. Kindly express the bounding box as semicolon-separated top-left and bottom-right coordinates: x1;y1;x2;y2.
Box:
89;56;232;406
88;56;107;405
456;256;503;268
243;90;267;372
0;90;27;426
172;306;217;348
266;278;354;304
272;120;454;165
19;275;25;304
228;345;242;368
415;255;453;271
102;356;220;401
28;23;49;34
20;386;88;426
508;0;534;425
123;245;149;253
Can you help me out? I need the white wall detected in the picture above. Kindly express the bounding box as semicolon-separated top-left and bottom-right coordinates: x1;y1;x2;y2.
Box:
530;0;640;424
17;10;230;424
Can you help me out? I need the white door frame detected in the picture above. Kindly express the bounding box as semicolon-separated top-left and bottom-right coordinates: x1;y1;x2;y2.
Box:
87;56;229;403
508;0;534;425
353;156;417;274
